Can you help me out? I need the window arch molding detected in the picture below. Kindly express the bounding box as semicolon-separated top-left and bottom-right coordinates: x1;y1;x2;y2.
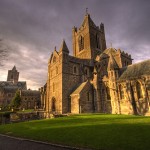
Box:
53;56;56;63
73;65;78;75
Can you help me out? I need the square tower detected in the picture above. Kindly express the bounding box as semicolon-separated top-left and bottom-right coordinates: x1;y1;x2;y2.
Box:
72;13;106;59
7;66;19;83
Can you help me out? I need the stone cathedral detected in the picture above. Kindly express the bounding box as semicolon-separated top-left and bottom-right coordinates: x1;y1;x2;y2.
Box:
44;13;150;116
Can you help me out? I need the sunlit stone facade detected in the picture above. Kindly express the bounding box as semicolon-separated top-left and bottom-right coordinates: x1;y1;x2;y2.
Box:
44;13;150;116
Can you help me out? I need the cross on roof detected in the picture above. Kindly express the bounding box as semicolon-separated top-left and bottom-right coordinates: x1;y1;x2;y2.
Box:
86;8;88;15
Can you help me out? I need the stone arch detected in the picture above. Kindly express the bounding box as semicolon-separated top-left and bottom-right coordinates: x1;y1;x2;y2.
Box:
73;65;78;75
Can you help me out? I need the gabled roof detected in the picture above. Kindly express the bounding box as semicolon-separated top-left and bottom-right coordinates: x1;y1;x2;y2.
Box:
0;81;27;90
70;81;88;95
103;47;117;55
107;53;119;71
119;60;150;81
21;90;40;96
49;47;59;63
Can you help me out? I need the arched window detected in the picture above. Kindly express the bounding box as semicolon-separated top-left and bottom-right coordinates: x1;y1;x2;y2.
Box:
106;87;111;100
96;34;100;49
53;83;55;92
51;98;56;111
73;66;77;74
87;92;90;101
136;82;143;99
56;66;58;74
53;56;56;63
119;84;124;99
79;36;84;51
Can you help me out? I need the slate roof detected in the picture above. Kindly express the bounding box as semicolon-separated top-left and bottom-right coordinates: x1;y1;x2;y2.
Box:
21;90;40;96
0;81;27;92
119;60;150;81
70;81;87;95
103;47;117;55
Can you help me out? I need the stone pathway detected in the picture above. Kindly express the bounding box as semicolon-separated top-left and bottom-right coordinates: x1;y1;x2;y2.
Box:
0;134;81;150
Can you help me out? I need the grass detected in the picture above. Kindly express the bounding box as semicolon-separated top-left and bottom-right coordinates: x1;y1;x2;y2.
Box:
0;114;150;150
17;109;34;113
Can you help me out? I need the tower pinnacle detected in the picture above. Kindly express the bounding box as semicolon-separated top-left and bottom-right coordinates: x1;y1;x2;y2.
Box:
86;8;88;15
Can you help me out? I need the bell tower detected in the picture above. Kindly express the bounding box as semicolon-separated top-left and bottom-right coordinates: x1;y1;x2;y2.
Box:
72;12;106;59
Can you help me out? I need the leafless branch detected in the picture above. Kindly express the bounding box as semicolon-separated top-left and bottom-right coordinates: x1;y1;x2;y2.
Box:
0;39;9;67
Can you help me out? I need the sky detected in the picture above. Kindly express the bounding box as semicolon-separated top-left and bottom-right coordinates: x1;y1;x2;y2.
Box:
0;0;150;90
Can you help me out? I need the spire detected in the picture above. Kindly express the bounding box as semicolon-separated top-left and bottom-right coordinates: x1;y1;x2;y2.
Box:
81;11;96;28
107;53;119;71
59;40;69;53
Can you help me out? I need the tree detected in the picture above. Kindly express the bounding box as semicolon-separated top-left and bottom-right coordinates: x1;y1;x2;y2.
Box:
11;90;21;109
0;39;8;67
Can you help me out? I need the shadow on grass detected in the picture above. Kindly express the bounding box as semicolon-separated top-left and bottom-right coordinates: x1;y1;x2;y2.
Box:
0;115;150;150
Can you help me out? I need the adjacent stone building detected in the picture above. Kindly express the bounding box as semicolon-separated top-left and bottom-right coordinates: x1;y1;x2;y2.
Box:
0;66;40;109
20;89;40;109
44;12;150;116
39;83;47;109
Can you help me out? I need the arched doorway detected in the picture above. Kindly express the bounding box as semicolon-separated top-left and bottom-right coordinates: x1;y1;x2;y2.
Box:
51;97;56;112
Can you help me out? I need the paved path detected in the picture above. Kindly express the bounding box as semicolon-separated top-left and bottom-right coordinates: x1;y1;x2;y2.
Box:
0;134;79;150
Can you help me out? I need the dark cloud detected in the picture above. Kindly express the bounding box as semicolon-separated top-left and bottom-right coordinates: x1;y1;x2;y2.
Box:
0;0;150;89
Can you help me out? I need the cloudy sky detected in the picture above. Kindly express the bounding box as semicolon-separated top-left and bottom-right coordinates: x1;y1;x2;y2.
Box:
0;0;150;90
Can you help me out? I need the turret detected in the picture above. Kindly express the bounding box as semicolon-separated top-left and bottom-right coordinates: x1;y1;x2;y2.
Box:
59;40;69;63
59;40;69;54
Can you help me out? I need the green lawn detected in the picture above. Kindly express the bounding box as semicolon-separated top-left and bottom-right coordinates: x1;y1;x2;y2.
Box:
17;109;34;113
0;114;150;150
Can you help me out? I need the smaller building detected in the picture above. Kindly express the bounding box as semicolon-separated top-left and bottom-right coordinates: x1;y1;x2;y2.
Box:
0;66;27;107
0;66;40;110
20;89;40;109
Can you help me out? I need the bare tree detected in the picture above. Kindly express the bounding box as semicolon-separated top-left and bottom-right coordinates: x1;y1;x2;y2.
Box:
0;39;8;67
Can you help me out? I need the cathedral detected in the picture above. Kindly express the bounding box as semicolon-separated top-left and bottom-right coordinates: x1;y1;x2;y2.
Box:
44;12;150;116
